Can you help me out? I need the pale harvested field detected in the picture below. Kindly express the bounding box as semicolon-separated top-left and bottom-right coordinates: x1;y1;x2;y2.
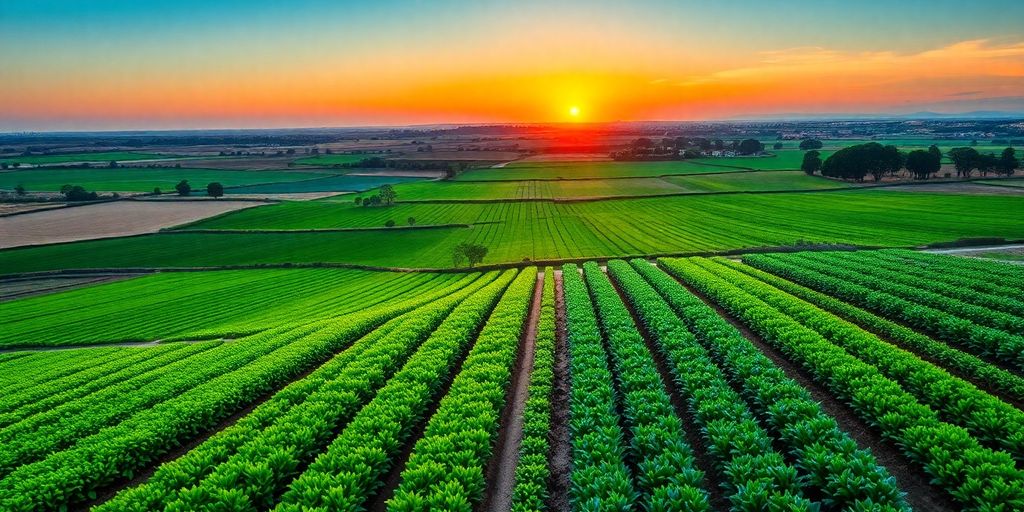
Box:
0;200;259;249
879;182;1024;195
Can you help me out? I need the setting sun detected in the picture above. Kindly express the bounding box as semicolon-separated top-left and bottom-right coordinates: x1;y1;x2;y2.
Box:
569;106;580;117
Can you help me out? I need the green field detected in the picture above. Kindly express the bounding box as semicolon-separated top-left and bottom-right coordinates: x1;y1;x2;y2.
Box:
0;268;465;347
0;151;174;165
0;168;331;192
227;174;424;194
292;154;374;166
3;190;1021;272
455;160;757;181
662;170;849;192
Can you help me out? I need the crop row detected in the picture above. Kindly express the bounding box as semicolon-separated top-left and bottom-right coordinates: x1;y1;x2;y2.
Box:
559;264;635;509
0;273;491;511
614;260;906;510
581;262;710;510
0;344;183;402
0;341;219;428
272;269;519;510
882;249;1024;290
605;261;812;509
388;268;537;509
832;251;1024;315
0;268;456;348
99;271;500;511
719;257;1024;405
744;253;1024;372
788;251;1024;334
510;268;557;512
663;257;1024;511
690;257;1024;461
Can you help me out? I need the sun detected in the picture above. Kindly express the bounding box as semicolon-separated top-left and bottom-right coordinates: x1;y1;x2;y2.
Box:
569;105;580;117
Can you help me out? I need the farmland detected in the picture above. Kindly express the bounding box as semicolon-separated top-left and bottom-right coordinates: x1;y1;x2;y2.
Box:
2;190;1022;273
0;167;331;193
0;151;174;166
454;160;759;180
2;251;1023;511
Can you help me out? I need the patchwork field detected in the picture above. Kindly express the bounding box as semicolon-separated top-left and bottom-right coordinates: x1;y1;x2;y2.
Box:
226;174;425;194
0;168;331;193
2;190;1022;272
455;160;760;180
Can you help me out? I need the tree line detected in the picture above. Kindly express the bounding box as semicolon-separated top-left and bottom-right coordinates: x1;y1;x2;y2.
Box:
611;137;766;161
802;143;1019;181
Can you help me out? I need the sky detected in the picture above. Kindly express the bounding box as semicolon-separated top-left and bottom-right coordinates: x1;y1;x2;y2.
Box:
2;0;1023;131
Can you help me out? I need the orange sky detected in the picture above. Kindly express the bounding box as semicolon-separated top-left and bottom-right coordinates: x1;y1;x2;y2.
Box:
2;1;1023;130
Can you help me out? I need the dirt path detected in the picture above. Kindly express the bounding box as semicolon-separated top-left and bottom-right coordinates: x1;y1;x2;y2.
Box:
546;270;572;512
484;272;545;512
672;275;955;511
925;243;1024;254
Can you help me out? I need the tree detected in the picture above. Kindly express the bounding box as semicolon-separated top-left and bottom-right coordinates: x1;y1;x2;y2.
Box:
948;147;980;178
998;147;1020;177
452;242;488;268
378;184;397;206
354;197;363;206
799;139;823;150
879;145;904;180
108;160;118;168
905;150;941;180
175;180;191;196
800;150;822;176
976;153;998;177
385;219;396;228
737;139;763;155
14;184;26;196
61;185;97;201
407;217;416;226
1;163;8;170
153;187;162;195
773;142;784;150
207;182;224;198
928;144;943;164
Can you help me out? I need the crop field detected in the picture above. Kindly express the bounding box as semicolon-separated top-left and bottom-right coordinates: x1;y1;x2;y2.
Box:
292;153;375;166
225;174;425;194
692;149;836;170
661;170;850;192
2;190;1022;273
455;160;758;181
2;251;1022;510
0;167;331;193
0;151;174;166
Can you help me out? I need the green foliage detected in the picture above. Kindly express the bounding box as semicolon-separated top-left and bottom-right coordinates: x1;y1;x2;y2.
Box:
273;270;518;510
389;269;536;509
560;264;637;509
611;260;904;509
510;268;556;512
662;257;1024;511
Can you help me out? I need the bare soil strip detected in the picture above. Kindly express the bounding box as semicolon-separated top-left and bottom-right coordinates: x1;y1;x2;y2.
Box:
672;275;956;511
483;272;545;512
546;270;572;512
605;270;729;511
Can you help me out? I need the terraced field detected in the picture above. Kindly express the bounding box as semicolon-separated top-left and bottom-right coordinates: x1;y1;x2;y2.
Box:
2;251;1021;511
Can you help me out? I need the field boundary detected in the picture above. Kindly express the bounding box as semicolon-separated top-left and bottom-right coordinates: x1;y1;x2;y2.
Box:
4;238;1023;280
